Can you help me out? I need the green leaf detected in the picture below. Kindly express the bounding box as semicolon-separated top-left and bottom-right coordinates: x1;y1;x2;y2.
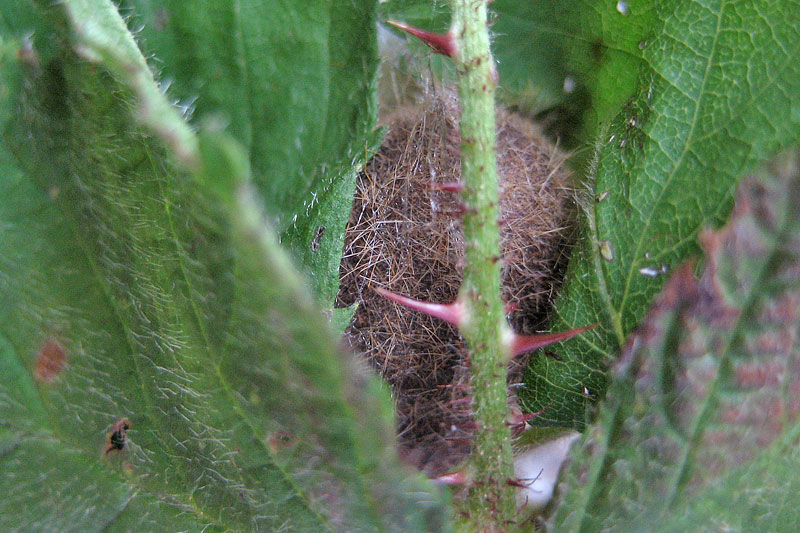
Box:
489;0;656;144
0;2;446;530
551;147;800;531
121;0;380;305
380;0;654;143
670;436;800;531
520;0;800;427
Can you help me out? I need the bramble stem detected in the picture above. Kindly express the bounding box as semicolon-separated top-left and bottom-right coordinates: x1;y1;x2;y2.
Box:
449;0;516;528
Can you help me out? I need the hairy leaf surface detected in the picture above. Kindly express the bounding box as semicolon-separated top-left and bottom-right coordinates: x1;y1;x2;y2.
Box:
0;1;446;530
121;0;380;305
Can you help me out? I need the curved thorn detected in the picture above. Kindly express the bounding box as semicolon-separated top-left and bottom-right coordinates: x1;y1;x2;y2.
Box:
386;20;458;57
511;324;597;356
508;404;549;426
433;470;469;486
508;403;550;436
507;477;536;489
504;300;519;314
374;287;463;327
430;181;465;192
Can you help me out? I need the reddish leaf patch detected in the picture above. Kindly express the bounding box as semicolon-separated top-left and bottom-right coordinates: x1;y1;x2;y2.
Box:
34;338;68;383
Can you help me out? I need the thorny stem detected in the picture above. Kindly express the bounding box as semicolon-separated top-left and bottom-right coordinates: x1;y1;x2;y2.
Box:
449;0;517;528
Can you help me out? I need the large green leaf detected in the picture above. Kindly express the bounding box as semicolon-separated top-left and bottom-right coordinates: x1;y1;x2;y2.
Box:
551;147;800;531
520;0;800;427
120;0;379;305
0;1;446;530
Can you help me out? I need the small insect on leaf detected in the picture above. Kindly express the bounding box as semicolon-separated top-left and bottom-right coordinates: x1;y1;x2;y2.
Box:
311;225;326;251
34;338;68;383
599;240;615;262
105;418;131;455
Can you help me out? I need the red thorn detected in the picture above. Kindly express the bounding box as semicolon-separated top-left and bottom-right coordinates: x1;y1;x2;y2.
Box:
433;470;469;486
507;477;536;488
387;20;457;57
511;324;597;356
508;408;546;426
508;404;550;436
374;287;463;327
430;181;464;192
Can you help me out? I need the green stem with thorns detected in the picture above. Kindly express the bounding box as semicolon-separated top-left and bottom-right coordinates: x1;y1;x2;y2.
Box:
450;0;517;528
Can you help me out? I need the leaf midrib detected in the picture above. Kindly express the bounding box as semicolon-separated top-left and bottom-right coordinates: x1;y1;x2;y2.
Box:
566;4;727;527
613;1;726;334
151;156;331;529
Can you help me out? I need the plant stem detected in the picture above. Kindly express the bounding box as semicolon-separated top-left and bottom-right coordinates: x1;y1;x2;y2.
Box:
449;0;516;528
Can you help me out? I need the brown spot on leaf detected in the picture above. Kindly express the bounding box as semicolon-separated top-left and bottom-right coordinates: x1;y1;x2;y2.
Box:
34;339;68;383
267;430;297;454
153;8;170;31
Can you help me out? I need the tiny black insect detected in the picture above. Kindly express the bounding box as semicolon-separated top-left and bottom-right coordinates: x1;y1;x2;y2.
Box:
105;418;131;454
